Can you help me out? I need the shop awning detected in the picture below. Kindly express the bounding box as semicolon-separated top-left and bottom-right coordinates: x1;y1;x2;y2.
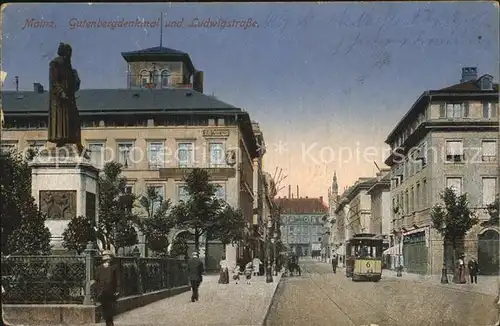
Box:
383;243;402;256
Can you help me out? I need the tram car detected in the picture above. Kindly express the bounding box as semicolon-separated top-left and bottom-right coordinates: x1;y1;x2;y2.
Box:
345;233;383;282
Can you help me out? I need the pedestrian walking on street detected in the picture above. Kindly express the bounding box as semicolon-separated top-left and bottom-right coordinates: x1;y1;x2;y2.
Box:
232;263;241;284
467;257;479;284
244;261;253;284
457;253;467;284
218;256;229;284
187;252;204;302
93;250;120;326
331;254;338;274
252;257;262;276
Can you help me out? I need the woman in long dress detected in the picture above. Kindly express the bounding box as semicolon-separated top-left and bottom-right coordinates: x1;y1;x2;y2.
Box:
458;253;467;284
218;256;229;284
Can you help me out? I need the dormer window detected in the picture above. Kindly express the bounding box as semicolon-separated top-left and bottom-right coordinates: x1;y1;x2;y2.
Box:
480;76;493;90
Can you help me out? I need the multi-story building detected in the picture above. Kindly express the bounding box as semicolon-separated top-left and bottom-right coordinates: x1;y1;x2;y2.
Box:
366;169;391;261
333;177;376;265
276;193;328;257
384;67;499;275
251;122;266;260
1;46;261;268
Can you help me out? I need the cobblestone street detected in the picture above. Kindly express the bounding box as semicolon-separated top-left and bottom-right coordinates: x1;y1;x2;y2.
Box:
265;259;499;326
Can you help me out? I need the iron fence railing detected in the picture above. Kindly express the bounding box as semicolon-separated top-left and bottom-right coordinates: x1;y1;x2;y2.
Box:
2;246;188;305
1;255;85;304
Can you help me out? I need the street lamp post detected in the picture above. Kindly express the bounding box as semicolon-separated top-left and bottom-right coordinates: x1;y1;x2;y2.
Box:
272;231;278;276
266;219;273;283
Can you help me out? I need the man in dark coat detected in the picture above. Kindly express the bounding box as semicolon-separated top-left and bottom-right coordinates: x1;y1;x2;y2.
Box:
94;250;120;326
332;254;338;274
467;257;479;284
187;252;204;302
48;42;83;153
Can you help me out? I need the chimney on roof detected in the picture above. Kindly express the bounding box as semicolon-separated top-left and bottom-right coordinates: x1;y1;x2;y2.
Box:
297;185;299;198
193;70;204;93
320;196;323;203
288;185;291;199
460;67;478;83
33;83;44;93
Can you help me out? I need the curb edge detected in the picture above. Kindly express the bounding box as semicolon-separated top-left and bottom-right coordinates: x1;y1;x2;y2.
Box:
261;275;284;326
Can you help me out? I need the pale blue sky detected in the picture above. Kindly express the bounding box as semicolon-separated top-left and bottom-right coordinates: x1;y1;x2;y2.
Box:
2;3;498;199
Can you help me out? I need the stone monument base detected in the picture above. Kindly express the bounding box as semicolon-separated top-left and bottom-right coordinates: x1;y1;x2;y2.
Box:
29;145;98;250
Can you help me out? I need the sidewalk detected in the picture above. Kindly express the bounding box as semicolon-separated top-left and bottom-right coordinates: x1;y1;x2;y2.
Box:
383;270;499;296
112;273;282;326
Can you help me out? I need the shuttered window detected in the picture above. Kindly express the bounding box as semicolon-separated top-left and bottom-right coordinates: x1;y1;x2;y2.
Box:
445;140;464;162
482;177;497;206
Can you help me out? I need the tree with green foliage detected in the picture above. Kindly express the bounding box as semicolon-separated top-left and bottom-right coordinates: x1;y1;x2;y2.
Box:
485;194;499;226
209;203;245;247
1;150;51;255
62;215;96;254
430;187;478;274
169;235;189;258
169;169;221;252
97;162;140;253
139;186;174;256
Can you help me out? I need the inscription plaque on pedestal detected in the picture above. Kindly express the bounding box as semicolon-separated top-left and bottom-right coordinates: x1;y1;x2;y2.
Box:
39;190;77;220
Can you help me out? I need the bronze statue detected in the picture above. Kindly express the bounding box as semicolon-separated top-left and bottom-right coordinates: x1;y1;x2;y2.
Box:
48;42;84;153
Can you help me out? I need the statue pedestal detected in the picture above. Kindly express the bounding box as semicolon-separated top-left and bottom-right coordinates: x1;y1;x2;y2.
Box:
29;146;99;250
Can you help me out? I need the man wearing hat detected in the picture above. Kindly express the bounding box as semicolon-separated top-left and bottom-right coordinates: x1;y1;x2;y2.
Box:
187;251;204;302
94;250;120;326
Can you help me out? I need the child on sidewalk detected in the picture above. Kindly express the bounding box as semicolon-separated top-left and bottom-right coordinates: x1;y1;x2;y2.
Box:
244;262;253;285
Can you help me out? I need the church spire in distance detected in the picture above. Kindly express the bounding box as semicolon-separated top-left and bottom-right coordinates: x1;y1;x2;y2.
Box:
332;171;338;196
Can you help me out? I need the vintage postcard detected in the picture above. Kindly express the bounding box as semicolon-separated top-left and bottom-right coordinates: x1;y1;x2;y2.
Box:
1;2;499;326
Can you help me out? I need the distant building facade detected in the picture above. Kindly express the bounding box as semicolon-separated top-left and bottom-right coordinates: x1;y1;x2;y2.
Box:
276;195;328;257
333;177;376;265
384;67;499;275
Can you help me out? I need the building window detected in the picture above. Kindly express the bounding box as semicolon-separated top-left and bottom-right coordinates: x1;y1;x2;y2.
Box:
481;140;497;162
140;69;150;87
446;177;462;196
209;142;225;167
147;185;165;214
410;187;414;213
88;142;105;168
213;183;226;200
422;179;427;207
177;142;194;167
482;177;497;206
0;142;16;153
160;70;171;88
445;140;464;162
177;184;190;203
483;102;498;119
148;142;164;169
422;141;428;166
124;185;133;194
117;142;134;168
446;103;463;118
416;183;420;210
404;190;409;214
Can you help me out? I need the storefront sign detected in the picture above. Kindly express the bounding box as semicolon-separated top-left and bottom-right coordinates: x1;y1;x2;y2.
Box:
202;128;230;138
159;167;236;180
